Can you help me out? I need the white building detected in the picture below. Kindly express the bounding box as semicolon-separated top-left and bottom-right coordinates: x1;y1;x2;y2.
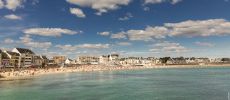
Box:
77;56;99;65
12;48;35;67
185;58;196;64
99;55;109;64
119;57;159;66
33;55;43;66
3;51;20;68
99;54;119;65
65;58;76;65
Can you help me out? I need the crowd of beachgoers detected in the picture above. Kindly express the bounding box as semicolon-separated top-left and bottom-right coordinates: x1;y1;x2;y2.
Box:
0;64;230;80
0;65;152;80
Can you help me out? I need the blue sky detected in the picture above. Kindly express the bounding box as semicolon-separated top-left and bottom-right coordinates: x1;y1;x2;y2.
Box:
0;0;230;58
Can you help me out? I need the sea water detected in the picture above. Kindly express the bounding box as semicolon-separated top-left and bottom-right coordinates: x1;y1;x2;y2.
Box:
0;67;230;100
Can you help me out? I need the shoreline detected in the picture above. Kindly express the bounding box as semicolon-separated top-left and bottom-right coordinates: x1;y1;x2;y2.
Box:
1;64;230;81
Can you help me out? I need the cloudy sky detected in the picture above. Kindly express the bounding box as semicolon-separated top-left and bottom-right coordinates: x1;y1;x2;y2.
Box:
0;0;230;58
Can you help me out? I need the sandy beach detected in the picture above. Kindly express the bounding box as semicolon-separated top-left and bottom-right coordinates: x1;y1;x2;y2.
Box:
1;64;230;81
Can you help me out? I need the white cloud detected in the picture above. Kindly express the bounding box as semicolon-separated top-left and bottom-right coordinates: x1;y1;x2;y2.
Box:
19;35;31;43
111;32;127;39
127;26;168;41
171;0;182;4
4;14;22;20
4;38;14;43
195;42;215;47
20;35;52;49
66;0;131;15
143;7;150;11
118;12;133;21
77;43;110;49
0;0;38;10
145;0;164;4
55;43;110;51
70;8;86;18
23;28;78;37
113;19;230;41
26;41;52;48
0;0;4;9
111;26;168;41
31;0;39;5
165;19;230;37
149;48;160;53
144;0;182;4
5;0;24;11
150;41;189;53
98;31;110;36
116;42;132;46
55;44;77;51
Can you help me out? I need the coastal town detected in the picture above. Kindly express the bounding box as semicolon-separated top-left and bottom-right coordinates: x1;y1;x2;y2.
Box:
0;48;230;68
0;47;230;80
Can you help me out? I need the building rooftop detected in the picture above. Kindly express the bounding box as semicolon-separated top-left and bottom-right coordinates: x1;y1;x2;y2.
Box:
34;55;42;60
16;48;35;54
67;58;73;61
6;51;20;56
41;56;48;60
111;54;119;56
1;52;10;59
